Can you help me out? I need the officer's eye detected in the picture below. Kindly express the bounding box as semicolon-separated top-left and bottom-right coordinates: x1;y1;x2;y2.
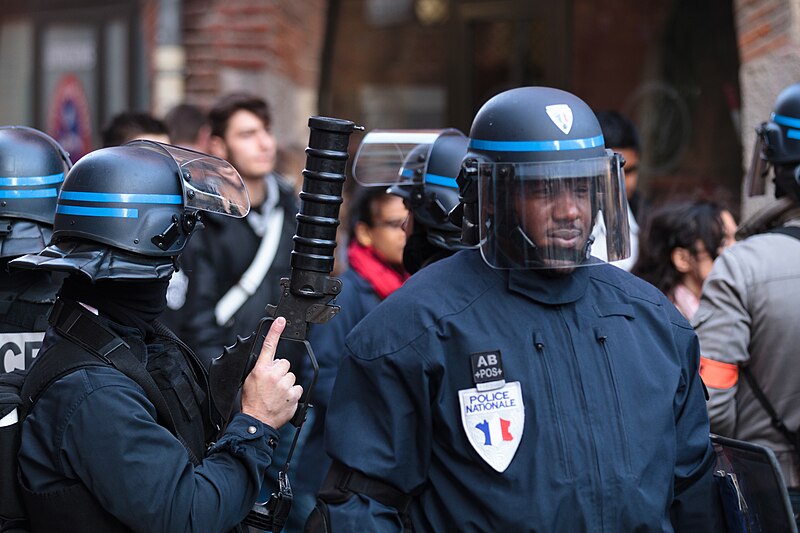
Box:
526;181;550;197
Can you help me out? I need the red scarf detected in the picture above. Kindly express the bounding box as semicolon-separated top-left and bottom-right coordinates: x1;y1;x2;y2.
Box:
347;241;409;300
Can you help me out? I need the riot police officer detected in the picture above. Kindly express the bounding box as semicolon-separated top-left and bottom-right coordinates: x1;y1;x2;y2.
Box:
308;87;722;531
387;129;472;273
697;82;800;523
0;126;71;374
10;141;301;532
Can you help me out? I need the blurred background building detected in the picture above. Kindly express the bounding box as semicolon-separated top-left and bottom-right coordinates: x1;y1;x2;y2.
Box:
1;0;798;216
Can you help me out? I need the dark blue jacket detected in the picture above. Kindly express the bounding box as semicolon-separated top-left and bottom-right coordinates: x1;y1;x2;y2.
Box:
295;268;381;495
19;316;279;533
324;250;720;532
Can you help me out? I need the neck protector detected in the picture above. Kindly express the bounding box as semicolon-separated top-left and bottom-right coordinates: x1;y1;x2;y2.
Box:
59;275;169;336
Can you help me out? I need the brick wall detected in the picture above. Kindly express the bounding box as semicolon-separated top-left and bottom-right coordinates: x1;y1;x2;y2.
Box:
182;0;327;183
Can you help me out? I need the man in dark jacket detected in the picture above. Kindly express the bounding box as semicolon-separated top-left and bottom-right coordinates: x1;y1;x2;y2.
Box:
162;92;304;530
166;93;297;367
309;87;723;531
10;141;301;532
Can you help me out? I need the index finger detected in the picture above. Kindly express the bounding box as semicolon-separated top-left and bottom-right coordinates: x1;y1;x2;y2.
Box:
256;316;286;367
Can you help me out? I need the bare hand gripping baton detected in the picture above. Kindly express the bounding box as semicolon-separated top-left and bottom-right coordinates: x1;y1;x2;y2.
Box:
208;116;362;532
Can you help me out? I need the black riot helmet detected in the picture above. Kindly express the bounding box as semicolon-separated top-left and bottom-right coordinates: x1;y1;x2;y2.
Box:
461;86;630;270
745;82;800;202
0;126;72;258
388;129;469;251
11;140;249;281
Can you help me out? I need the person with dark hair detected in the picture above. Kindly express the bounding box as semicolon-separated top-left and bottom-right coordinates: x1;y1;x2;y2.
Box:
163;92;302;529
166;92;296;365
592;110;647;271
594;110;645;218
632;199;736;319
163;103;211;152
696;82;800;523
292;186;409;524
101;111;169;147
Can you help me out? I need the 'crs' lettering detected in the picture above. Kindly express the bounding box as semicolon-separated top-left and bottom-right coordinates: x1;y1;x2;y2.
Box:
1;333;45;373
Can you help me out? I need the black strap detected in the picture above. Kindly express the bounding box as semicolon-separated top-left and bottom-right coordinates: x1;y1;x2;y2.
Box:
19;347;106;421
767;225;800;240
321;460;414;516
739;366;799;454
47;298;201;465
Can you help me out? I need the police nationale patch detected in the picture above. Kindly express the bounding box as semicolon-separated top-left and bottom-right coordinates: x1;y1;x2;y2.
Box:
459;381;524;472
546;104;573;135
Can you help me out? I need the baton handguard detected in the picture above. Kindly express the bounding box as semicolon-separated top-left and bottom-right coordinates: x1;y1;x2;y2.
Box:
208;116;361;532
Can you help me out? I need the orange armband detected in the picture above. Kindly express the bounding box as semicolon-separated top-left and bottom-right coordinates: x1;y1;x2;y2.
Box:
699;356;739;389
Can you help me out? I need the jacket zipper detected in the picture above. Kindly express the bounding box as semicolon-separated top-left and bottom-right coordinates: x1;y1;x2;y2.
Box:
595;328;632;476
533;331;573;479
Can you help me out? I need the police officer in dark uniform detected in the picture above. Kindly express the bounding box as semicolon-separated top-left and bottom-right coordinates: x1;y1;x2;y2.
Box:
0;126;71;374
309;87;722;531
10;141;302;532
387;129;472;274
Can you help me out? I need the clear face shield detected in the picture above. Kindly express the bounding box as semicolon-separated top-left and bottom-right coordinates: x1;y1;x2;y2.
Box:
743;125;771;197
352;129;453;187
477;151;630;270
128;140;250;217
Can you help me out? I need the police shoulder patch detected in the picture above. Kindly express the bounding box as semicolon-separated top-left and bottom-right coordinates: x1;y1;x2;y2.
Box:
458;381;524;473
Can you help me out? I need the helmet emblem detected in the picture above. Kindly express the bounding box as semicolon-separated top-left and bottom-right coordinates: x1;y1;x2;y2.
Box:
546;104;573;135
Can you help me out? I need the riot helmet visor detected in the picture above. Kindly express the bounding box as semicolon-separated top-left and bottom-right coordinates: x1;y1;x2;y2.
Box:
744;127;770;197
352;130;445;186
477;152;630;270
127;140;250;217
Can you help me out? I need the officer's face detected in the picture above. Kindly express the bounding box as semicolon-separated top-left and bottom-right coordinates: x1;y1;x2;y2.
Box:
214;110;277;182
516;178;592;267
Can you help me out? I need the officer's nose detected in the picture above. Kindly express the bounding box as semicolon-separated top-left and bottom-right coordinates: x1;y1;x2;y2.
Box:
551;190;581;220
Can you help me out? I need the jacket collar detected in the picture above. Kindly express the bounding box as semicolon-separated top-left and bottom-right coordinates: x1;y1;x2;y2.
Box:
505;264;590;306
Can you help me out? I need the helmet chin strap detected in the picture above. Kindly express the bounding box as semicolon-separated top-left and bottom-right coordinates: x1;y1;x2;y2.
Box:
511;225;595;268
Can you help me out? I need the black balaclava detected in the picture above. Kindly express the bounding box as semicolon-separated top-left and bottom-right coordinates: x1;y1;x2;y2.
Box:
59;275;169;336
402;229;449;274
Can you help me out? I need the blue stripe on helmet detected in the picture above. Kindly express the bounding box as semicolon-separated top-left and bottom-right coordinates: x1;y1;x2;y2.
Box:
425;173;458;188
57;204;138;218
469;134;605;153
0;172;65;186
401;168;415;178
59;191;182;204
787;128;800;140
0;189;58;199
772;113;800;130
